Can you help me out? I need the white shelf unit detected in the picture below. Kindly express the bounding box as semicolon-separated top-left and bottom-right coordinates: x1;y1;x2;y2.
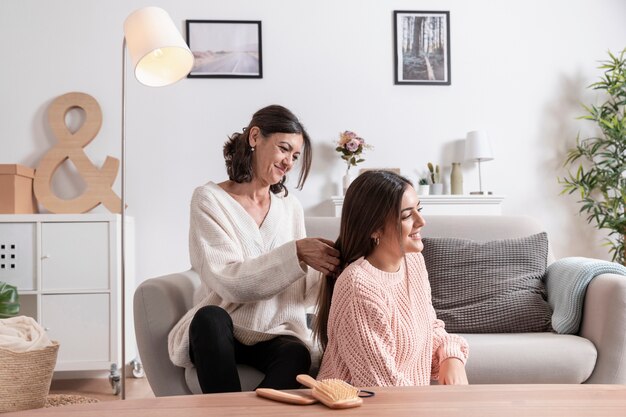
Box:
330;194;505;217
0;213;135;376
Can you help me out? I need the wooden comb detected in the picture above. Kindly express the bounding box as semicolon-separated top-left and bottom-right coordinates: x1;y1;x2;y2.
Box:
255;388;317;405
296;374;363;409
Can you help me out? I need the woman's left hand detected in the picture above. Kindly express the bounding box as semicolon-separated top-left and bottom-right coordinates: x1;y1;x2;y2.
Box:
438;357;468;385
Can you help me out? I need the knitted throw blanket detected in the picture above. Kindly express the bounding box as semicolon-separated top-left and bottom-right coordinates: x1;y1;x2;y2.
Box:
544;257;626;334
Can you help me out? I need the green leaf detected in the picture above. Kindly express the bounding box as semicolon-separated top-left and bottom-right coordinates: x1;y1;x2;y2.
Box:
0;282;20;319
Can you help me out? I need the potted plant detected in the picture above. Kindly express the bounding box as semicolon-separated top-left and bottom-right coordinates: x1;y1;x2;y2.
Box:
560;49;626;265
427;162;443;195
417;177;430;195
0;281;19;318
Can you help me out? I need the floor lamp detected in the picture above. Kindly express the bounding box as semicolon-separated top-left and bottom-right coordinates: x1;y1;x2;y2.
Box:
465;130;494;195
121;7;193;399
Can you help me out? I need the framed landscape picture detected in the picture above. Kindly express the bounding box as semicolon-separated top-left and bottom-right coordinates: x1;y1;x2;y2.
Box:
393;11;450;85
186;20;262;78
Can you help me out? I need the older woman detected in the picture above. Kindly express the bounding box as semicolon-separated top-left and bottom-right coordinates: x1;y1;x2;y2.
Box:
168;105;339;394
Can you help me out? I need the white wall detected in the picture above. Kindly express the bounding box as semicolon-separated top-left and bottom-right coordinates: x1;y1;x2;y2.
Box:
2;0;625;285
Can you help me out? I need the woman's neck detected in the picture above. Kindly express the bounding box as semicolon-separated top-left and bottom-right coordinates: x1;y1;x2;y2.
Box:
219;180;272;228
222;179;270;204
365;249;403;273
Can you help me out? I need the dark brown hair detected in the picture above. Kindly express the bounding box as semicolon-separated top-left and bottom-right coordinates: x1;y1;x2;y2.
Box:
223;104;312;195
313;170;413;351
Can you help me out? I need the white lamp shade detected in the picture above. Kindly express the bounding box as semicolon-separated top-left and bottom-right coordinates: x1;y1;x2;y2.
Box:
465;130;494;162
123;7;194;87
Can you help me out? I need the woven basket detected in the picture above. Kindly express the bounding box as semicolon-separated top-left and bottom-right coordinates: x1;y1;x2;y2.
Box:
0;341;59;413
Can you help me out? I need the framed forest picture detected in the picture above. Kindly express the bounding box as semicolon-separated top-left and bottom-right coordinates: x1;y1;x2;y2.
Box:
394;11;451;85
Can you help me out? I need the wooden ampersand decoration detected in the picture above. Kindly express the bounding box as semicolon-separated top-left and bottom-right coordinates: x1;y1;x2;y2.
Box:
34;92;122;214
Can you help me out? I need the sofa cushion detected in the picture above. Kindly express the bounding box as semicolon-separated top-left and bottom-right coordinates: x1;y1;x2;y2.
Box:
460;333;597;383
423;233;553;333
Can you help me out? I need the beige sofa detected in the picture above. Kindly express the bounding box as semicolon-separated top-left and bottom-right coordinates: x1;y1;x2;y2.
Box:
134;216;626;396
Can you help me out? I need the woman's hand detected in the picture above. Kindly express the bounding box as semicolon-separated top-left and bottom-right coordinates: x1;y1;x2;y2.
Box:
296;238;340;276
438;357;468;385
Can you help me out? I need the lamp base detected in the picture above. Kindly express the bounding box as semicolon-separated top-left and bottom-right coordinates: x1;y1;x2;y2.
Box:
469;191;493;195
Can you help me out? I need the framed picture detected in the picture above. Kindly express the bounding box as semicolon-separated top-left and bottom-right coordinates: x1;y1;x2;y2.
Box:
185;20;262;78
393;11;450;85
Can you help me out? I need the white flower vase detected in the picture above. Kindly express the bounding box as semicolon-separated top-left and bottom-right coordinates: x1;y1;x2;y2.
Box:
417;184;430;195
343;170;355;195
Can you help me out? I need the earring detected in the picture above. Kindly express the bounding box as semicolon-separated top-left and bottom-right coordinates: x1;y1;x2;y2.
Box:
374;237;380;246
250;146;255;152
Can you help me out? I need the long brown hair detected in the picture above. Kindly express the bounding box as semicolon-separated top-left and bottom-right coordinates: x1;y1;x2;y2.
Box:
223;104;312;195
313;170;413;351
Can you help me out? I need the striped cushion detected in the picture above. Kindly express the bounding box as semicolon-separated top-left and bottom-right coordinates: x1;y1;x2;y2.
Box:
422;233;552;333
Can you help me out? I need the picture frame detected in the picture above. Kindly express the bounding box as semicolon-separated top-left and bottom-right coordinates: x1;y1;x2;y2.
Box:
185;20;263;79
393;11;450;85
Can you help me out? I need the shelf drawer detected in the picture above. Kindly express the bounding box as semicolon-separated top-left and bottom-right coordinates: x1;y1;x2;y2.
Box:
41;293;111;365
41;222;110;290
0;222;36;290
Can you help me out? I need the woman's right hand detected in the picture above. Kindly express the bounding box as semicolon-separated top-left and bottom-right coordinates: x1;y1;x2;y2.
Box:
296;238;340;276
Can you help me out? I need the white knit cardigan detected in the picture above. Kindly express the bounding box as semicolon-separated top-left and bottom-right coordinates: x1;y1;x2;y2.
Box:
168;182;319;368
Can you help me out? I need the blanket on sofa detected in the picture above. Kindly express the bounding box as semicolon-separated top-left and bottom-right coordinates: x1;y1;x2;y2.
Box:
544;257;626;334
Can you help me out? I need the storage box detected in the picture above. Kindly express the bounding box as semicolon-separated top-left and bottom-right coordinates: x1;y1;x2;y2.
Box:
0;164;38;214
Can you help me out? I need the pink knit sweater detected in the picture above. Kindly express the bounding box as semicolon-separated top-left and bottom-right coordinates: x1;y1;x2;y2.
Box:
317;253;469;386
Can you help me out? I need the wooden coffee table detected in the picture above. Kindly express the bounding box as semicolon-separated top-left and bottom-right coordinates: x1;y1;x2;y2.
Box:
6;384;626;416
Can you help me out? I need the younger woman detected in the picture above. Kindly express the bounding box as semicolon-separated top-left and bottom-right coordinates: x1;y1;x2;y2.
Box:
315;170;469;386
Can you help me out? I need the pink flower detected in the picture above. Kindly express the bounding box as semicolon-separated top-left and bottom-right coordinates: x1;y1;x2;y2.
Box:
345;138;360;152
335;130;372;169
339;131;357;146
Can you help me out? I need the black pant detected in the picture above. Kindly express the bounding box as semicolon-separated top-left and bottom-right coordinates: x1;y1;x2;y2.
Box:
189;305;311;394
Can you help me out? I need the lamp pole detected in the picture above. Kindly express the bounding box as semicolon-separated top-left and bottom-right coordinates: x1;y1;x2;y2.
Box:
119;6;194;400
120;37;128;400
477;159;483;194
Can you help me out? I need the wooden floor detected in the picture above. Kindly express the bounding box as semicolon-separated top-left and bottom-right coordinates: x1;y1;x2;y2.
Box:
49;377;155;402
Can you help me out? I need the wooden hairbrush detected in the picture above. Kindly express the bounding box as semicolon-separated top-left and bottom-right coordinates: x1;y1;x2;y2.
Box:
296;374;363;409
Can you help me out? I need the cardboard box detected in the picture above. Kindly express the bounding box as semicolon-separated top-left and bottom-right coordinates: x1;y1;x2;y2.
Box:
0;164;38;214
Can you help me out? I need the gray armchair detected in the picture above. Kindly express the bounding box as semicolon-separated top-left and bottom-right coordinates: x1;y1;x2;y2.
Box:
133;270;263;396
134;215;626;396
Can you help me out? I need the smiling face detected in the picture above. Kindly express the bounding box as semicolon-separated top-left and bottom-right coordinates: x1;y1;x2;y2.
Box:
249;127;303;186
376;185;426;257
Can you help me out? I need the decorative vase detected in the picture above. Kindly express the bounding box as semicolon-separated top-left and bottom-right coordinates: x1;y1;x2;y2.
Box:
451;162;463;195
417;184;430;195
342;169;354;195
429;183;443;195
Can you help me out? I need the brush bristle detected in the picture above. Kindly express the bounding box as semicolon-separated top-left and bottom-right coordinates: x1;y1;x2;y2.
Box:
315;378;359;401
